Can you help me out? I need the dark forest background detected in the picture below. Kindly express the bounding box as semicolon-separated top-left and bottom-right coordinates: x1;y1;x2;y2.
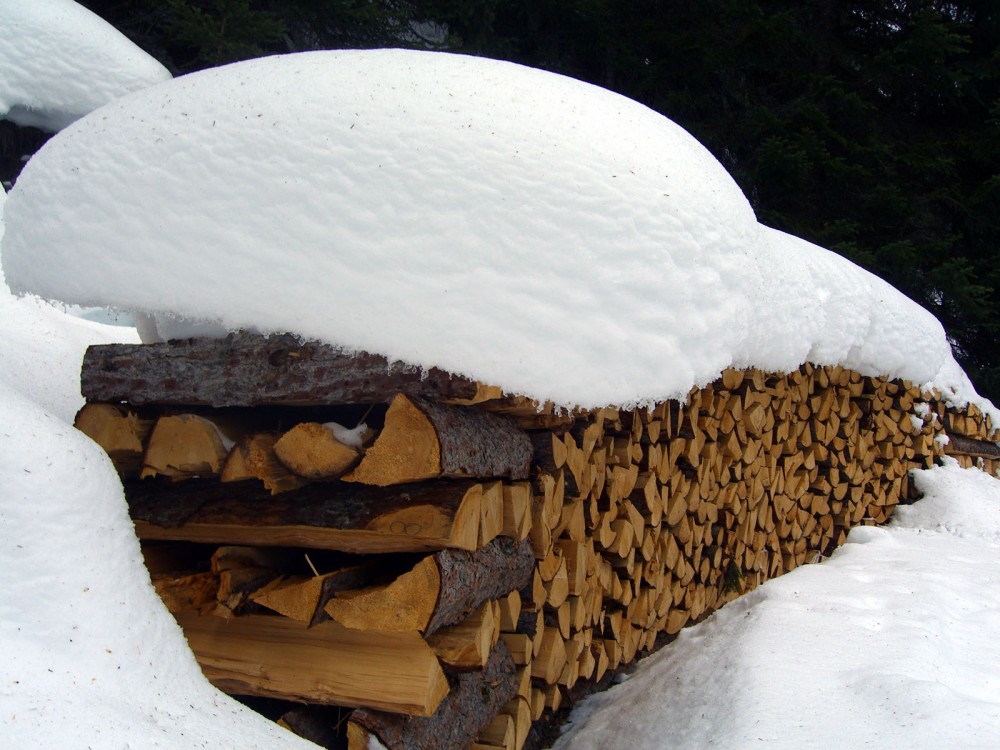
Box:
60;1;1000;403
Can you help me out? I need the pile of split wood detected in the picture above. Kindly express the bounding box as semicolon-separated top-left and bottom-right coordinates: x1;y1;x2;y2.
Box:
75;333;1000;750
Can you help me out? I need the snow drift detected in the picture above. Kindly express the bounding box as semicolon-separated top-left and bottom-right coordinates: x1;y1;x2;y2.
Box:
0;0;171;131
2;49;987;415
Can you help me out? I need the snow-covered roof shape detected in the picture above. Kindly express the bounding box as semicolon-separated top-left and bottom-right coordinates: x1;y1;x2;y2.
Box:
0;0;171;131
0;49;990;415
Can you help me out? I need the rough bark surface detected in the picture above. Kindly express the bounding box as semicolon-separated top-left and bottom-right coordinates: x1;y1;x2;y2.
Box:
947;433;1000;458
126;478;483;553
350;641;518;750
81;333;480;407
413;396;533;480
426;537;535;635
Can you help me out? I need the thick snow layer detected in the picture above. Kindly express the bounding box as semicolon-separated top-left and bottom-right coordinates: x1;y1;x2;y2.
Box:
554;459;1000;750
0;0;171;131
4;49;991;418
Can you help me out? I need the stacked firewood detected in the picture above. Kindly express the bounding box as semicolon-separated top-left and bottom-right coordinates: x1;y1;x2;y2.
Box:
75;334;999;750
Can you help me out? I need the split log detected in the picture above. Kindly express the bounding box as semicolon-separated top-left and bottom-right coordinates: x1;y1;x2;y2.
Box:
212;545;297;616
81;332;483;407
127;478;489;554
343;394;531;486
347;641;518;750
323;537;534;636
152;571;218;615
425;600;501;670
220;432;306;494
249;560;383;626
273;422;365;479
73;403;152;473
140;414;233;480
172;609;450;716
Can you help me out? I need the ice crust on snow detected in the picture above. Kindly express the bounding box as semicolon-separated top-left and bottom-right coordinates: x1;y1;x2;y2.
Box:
1;48;995;422
0;0;171;131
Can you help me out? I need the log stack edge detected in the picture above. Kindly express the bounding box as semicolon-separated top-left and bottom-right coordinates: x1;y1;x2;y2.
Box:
75;334;1000;750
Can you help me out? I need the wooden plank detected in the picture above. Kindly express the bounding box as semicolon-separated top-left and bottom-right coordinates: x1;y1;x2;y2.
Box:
172;609;449;716
81;332;481;407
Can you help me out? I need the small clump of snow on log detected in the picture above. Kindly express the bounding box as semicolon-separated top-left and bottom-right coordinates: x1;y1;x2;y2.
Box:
2;49;992;422
0;0;171;132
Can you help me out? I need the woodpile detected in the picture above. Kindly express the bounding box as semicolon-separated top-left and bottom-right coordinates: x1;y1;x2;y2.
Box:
75;333;1000;750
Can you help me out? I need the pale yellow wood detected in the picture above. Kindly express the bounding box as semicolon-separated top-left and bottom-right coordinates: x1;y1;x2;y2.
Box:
173;609;449;716
323;556;440;632
141;413;232;479
426;600;500;669
273;422;361;479
342;394;440;485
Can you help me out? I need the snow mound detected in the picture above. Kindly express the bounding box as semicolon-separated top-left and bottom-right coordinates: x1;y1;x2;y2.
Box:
0;49;993;417
0;0;171;131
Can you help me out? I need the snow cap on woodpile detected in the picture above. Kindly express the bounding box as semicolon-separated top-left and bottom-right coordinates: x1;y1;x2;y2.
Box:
0;0;172;131
0;49;987;413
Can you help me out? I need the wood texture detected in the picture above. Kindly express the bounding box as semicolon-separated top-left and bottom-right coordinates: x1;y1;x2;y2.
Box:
348;641;518;750
344;394;532;486
172;609;450;716
127;478;485;553
81;333;481;407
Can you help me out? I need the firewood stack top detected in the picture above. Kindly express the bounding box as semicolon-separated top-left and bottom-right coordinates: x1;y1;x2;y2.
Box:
76;333;1000;750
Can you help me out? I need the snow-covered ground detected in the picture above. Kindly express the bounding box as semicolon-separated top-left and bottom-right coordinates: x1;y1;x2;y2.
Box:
2;36;999;750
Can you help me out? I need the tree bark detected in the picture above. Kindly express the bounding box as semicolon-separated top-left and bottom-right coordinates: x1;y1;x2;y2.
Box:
343;394;532;486
348;641;518;750
321;537;534;637
946;433;1000;459
126;477;486;553
81;332;481;407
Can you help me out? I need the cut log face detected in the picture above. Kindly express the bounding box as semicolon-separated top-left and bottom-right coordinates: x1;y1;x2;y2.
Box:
324;556;441;632
426;600;501;670
172;608;450;716
127;478;486;554
273;422;361;479
250;561;383;626
141;414;232;480
323;538;534;637
343;394;532;486
73;403;152;474
220;432;306;494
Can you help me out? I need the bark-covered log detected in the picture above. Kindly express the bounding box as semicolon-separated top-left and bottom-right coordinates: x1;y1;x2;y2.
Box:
946;433;1000;459
427;537;535;634
348;641;518;750
81;332;480;407
344;394;532;485
126;478;486;553
322;537;535;637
